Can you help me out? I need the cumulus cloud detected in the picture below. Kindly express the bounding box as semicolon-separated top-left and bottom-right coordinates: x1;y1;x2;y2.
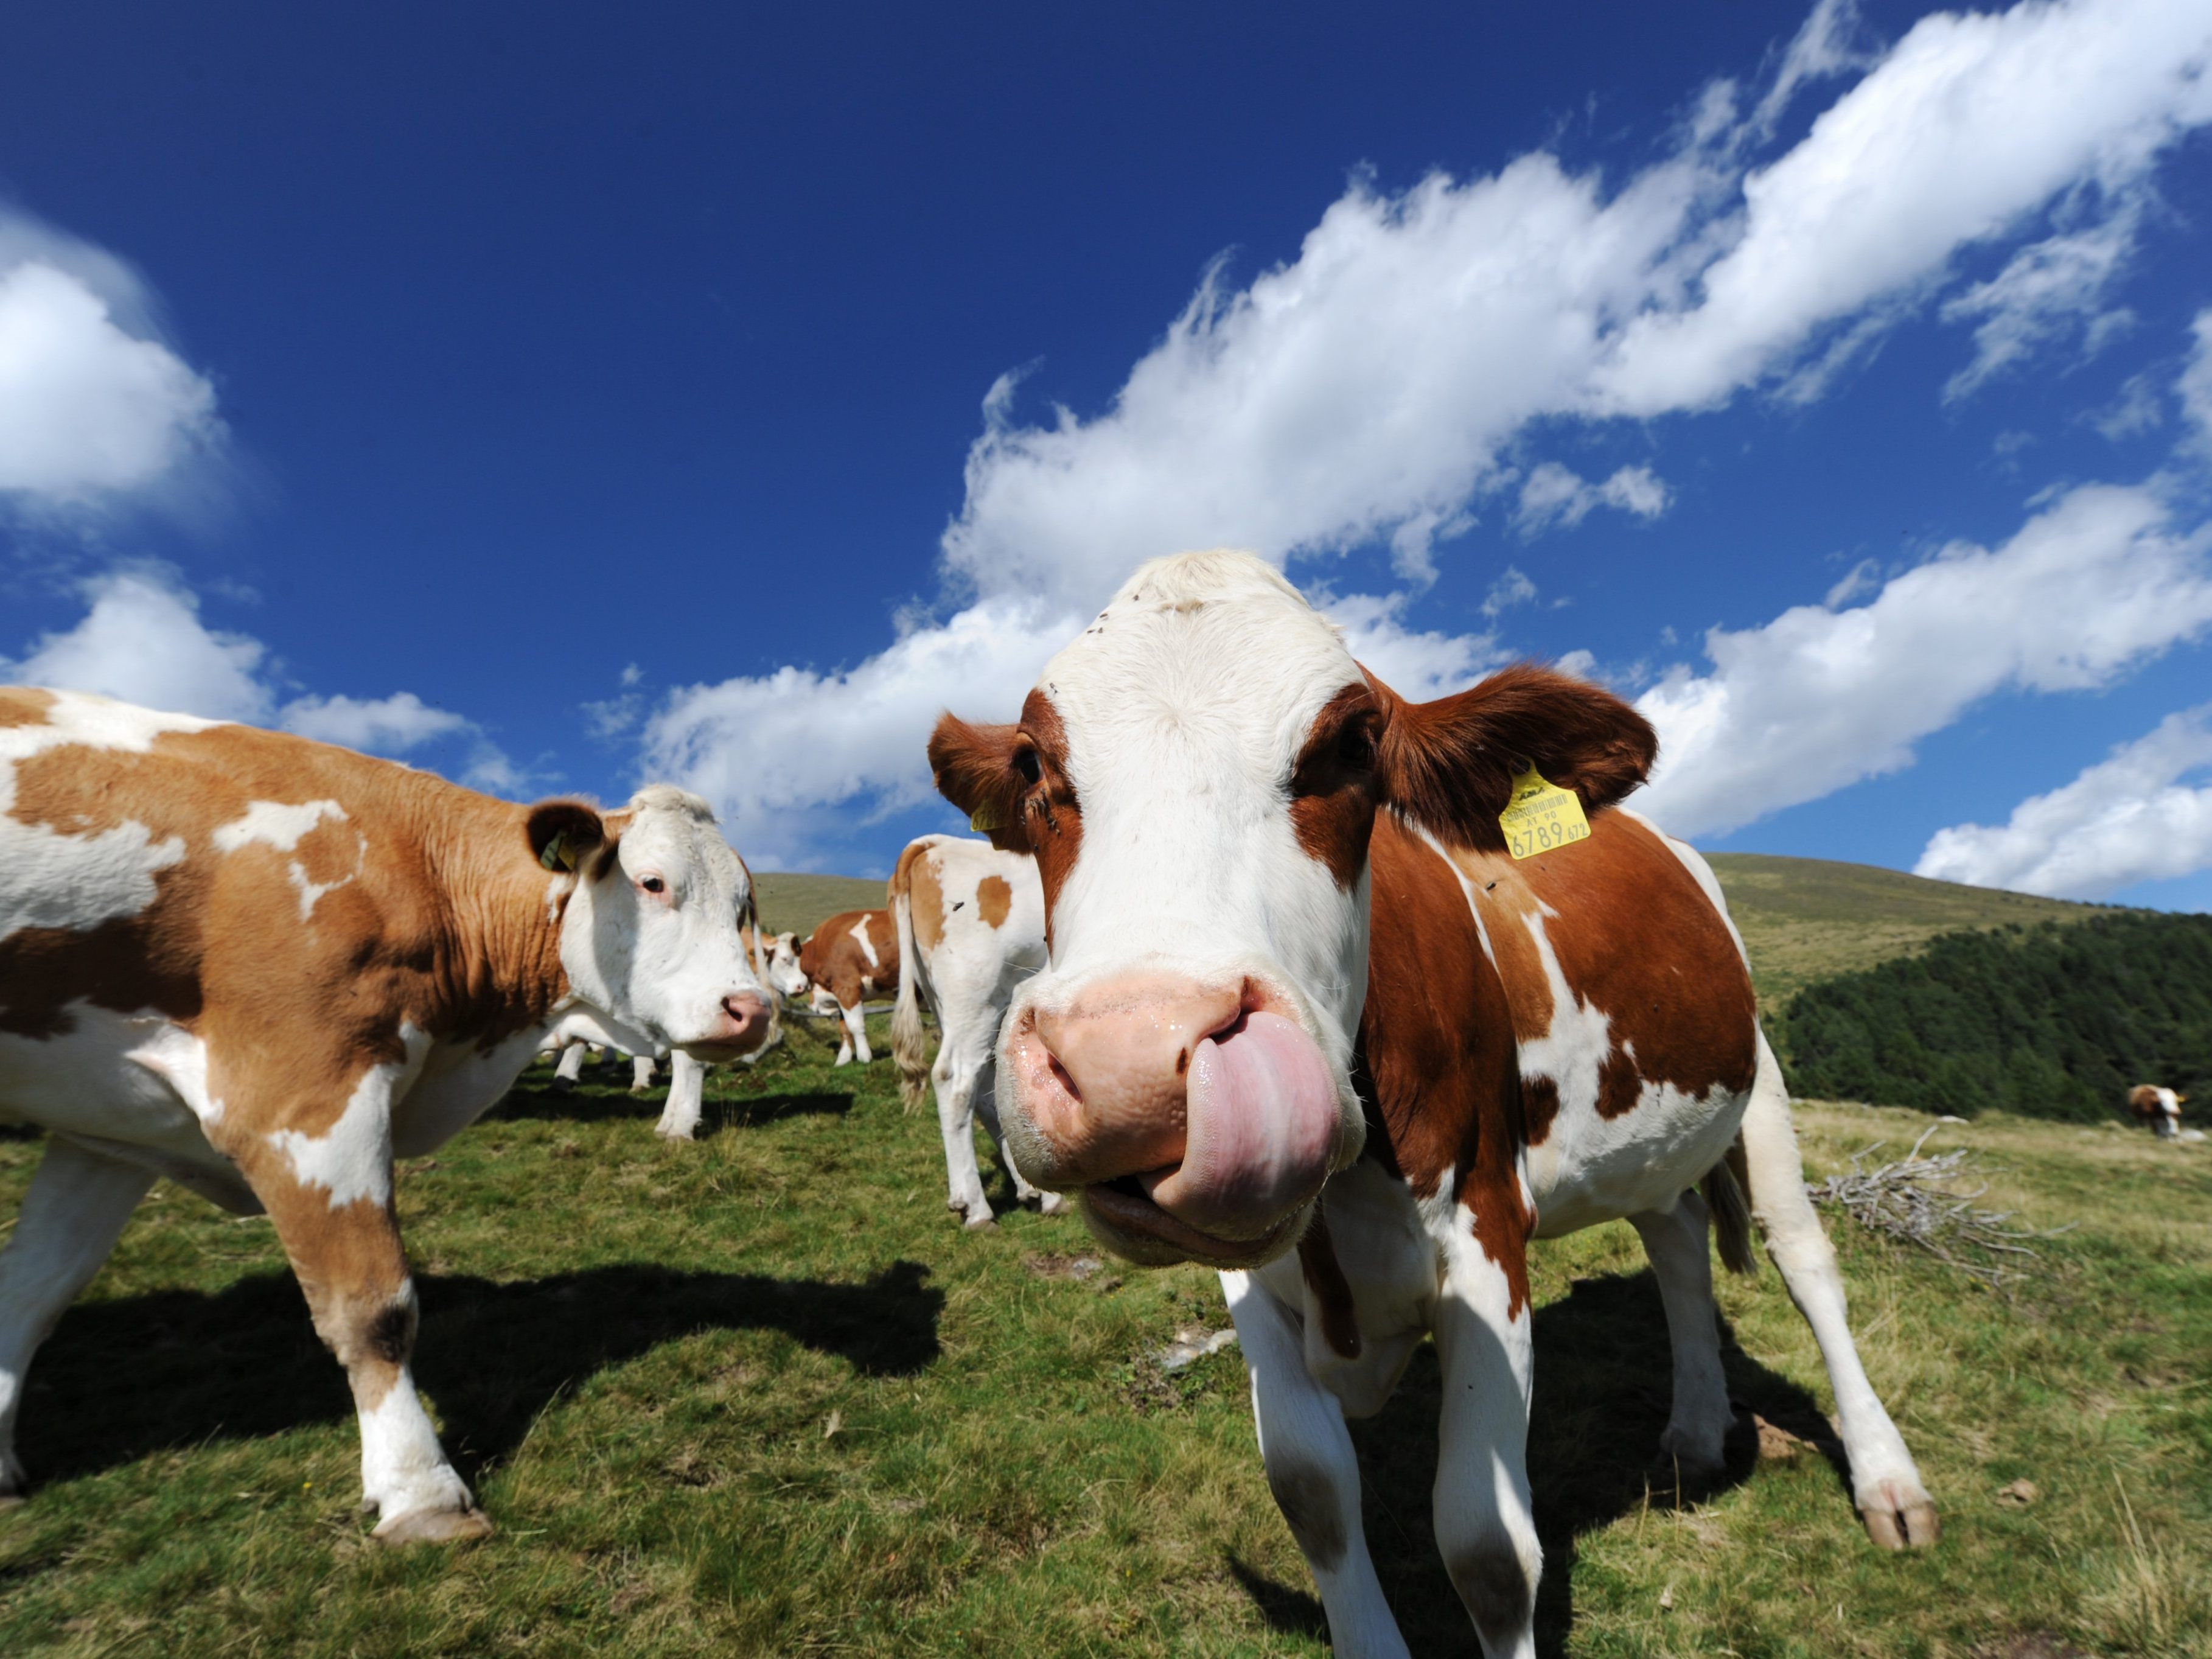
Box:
4;567;269;720
280;692;471;752
1515;463;1670;536
1634;482;2212;837
0;209;220;501
641;0;2212;861
1916;706;2212;897
3;566;523;788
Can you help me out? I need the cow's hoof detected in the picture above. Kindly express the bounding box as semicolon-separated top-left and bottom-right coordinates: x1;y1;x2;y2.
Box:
963;1210;998;1231
1036;1192;1070;1216
550;1078;574;1095
374;1505;495;1545
1859;1486;1939;1550
1644;1451;1728;1506
654;1127;696;1142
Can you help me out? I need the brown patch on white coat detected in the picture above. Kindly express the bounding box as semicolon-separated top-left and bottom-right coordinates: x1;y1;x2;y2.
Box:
797;909;898;1066
2126;1083;2186;1139
0;688;770;1540
929;551;1937;1657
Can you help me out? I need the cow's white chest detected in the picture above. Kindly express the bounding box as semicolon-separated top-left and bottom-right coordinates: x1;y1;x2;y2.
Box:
1526;1079;1749;1236
391;1031;546;1157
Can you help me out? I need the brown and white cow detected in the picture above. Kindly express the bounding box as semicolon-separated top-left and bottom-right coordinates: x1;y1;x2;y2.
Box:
0;688;772;1540
888;834;1063;1227
2126;1083;2186;1139
928;551;1935;1658
797;909;898;1066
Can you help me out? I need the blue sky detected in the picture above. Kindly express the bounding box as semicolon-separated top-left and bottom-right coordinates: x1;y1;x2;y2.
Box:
4;0;2211;907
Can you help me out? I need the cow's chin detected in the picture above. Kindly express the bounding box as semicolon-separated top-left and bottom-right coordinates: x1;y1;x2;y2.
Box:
1078;1181;1310;1270
675;1030;769;1063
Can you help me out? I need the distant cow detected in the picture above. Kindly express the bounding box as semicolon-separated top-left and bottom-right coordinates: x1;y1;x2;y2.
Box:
930;551;1935;1657
889;835;1062;1228
2126;1084;2186;1139
797;910;898;1065
0;689;771;1541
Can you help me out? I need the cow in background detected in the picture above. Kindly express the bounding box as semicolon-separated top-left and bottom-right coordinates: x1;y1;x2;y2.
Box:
929;551;1935;1659
890;835;1064;1228
797;910;897;1066
0;689;771;1542
2127;1084;2186;1139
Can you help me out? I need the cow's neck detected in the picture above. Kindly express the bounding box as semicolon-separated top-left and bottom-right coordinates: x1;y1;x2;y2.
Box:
413;789;573;1046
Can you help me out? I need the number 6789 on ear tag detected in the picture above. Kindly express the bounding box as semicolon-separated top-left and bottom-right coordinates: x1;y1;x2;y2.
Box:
1498;766;1590;860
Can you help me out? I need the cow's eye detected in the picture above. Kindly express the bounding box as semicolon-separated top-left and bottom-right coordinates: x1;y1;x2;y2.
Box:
640;876;666;895
1013;747;1042;786
1336;718;1376;771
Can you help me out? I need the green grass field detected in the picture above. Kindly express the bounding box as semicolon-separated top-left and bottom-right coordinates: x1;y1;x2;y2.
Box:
752;873;887;937
4;1006;2207;1657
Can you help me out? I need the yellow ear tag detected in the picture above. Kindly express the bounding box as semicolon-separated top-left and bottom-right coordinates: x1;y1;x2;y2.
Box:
539;830;575;872
1498;766;1590;861
968;802;1005;834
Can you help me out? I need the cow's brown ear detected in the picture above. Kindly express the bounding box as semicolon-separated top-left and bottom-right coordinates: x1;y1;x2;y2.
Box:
526;798;609;873
928;714;1033;853
1367;662;1656;851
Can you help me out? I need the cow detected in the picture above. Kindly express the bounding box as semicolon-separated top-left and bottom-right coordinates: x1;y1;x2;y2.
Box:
2126;1084;2186;1139
545;1036;656;1094
0;688;772;1542
796;909;897;1066
926;551;1936;1658
888;834;1064;1227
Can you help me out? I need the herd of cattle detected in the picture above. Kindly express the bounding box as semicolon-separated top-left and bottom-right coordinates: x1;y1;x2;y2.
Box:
0;550;2193;1655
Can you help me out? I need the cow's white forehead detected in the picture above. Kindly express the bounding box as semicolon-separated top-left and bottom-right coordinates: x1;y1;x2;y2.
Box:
617;785;746;892
1040;551;1358;752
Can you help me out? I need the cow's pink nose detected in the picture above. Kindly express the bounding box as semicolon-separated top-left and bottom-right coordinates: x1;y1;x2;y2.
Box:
719;992;771;1050
1027;976;1245;1181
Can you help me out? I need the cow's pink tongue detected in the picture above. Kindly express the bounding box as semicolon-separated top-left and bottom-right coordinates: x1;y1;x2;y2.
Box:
1139;1011;1338;1241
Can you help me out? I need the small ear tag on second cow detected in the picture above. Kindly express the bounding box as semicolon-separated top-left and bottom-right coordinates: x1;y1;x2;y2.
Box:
1499;766;1590;861
969;802;1005;834
539;830;576;873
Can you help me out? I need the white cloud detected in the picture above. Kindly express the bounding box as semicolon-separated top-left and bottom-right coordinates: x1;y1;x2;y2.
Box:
1481;566;1539;618
2182;308;2212;452
2091;369;2166;441
1515;463;1670;536
1916;705;2212;897
638;0;2212;861
279;692;470;752
1325;590;1502;700
4;567;269;720
1941;199;2142;399
0;209;220;501
1634;482;2212;838
4;566;523;788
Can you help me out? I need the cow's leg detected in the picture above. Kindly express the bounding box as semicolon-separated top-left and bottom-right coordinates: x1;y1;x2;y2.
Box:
0;1139;155;1503
1432;1220;1540;1659
1221;1268;1407;1659
844;997;873;1066
1628;1190;1736;1495
655;1050;707;1140
220;1079;486;1543
551;1043;587;1092
1739;1034;1936;1548
630;1053;655;1093
931;1027;996;1227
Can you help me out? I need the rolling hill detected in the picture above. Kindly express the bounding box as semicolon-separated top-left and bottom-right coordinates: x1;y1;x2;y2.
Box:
1701;851;2115;1010
752;871;890;937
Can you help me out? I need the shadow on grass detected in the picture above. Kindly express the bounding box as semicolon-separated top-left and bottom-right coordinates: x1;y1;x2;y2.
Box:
1237;1267;1840;1658
19;1259;940;1492
491;1079;854;1129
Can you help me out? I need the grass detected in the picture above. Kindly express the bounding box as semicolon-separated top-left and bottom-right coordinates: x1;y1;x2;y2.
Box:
1704;853;2116;1011
4;1011;2208;1658
752;873;887;937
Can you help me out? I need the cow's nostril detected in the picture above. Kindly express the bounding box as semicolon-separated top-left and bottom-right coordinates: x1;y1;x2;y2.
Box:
1176;1049;1189;1077
1048;1052;1079;1102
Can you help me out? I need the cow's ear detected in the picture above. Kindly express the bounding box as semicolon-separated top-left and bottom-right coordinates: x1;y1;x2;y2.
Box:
929;714;1033;853
526;798;609;874
1367;662;1656;851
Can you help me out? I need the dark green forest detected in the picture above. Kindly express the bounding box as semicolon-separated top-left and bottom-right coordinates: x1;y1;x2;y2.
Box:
1779;912;2212;1120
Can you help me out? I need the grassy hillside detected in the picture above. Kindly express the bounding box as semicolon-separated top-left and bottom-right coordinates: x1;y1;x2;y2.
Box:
1704;851;2115;1010
3;1030;2207;1657
752;872;886;937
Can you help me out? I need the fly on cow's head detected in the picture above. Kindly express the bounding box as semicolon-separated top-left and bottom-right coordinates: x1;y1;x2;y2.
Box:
929;549;1656;1270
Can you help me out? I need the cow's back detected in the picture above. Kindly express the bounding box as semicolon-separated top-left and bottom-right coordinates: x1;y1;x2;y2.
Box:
1364;805;1757;1237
